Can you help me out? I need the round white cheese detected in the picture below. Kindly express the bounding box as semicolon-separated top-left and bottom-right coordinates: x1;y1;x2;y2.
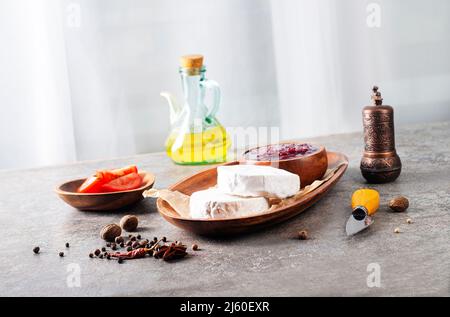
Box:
217;164;300;199
189;188;269;219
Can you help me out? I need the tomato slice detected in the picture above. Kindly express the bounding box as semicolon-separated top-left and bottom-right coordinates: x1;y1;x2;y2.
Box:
101;172;142;192
96;165;138;182
77;176;106;193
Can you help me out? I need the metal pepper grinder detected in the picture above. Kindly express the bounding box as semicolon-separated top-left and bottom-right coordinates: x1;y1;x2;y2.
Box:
360;86;401;183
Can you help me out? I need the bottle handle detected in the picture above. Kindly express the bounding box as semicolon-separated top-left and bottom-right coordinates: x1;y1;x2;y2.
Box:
200;79;221;118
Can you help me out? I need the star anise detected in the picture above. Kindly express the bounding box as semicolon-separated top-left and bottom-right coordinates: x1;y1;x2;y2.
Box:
153;243;187;261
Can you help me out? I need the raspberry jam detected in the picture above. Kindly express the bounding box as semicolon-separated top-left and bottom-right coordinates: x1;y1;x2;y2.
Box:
244;143;318;161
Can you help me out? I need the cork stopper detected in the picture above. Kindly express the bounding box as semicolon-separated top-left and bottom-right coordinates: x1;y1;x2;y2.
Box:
180;55;204;69
371;86;383;106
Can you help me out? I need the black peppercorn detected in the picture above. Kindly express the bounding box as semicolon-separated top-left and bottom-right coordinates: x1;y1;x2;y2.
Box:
298;230;308;240
192;244;199;251
132;241;140;249
89;253;94;258
128;234;132;238
94;249;101;256
136;234;141;240
59;252;64;257
130;236;136;242
111;244;117;251
119;242;125;248
33;247;40;254
162;237;167;242
99;254;103;259
126;240;132;246
118;258;124;264
106;242;111;247
65;242;70;248
101;247;106;252
103;252;108;257
153;237;158;242
115;236;124;244
106;254;111;260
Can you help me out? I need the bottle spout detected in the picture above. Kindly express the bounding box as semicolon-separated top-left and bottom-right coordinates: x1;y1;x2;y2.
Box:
160;91;181;125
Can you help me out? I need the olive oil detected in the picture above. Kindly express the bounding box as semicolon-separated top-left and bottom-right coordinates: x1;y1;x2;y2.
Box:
166;125;229;165
161;55;231;165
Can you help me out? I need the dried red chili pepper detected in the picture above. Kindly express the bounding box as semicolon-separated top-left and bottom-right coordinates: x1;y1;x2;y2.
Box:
110;248;149;260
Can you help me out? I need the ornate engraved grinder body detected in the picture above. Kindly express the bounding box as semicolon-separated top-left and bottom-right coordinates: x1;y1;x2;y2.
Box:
360;86;401;183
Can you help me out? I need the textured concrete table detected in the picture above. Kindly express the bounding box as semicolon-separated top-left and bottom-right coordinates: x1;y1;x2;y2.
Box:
1;121;449;297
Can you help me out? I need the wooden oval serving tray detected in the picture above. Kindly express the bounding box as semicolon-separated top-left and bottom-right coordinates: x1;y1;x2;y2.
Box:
157;152;348;236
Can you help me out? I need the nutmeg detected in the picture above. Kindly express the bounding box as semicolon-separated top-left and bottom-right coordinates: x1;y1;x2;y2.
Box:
100;224;122;242
389;196;409;212
119;215;139;232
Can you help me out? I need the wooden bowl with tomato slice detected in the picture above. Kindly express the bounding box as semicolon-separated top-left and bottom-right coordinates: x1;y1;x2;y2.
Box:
55;171;155;211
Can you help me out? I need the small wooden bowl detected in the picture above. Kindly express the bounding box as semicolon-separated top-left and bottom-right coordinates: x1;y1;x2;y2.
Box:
242;144;328;188
55;172;155;211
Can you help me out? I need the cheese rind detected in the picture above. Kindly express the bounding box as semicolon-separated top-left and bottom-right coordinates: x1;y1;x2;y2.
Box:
189;188;269;219
217;165;300;199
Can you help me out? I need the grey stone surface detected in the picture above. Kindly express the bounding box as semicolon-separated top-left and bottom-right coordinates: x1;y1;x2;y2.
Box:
0;121;449;297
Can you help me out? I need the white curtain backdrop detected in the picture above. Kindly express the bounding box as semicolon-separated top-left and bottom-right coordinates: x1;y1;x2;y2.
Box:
0;0;76;168
271;0;450;139
1;0;450;169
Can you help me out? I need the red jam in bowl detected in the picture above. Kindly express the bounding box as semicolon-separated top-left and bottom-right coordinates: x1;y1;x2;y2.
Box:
244;143;318;161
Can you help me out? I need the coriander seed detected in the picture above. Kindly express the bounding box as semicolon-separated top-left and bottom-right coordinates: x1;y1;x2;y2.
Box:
139;239;149;247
